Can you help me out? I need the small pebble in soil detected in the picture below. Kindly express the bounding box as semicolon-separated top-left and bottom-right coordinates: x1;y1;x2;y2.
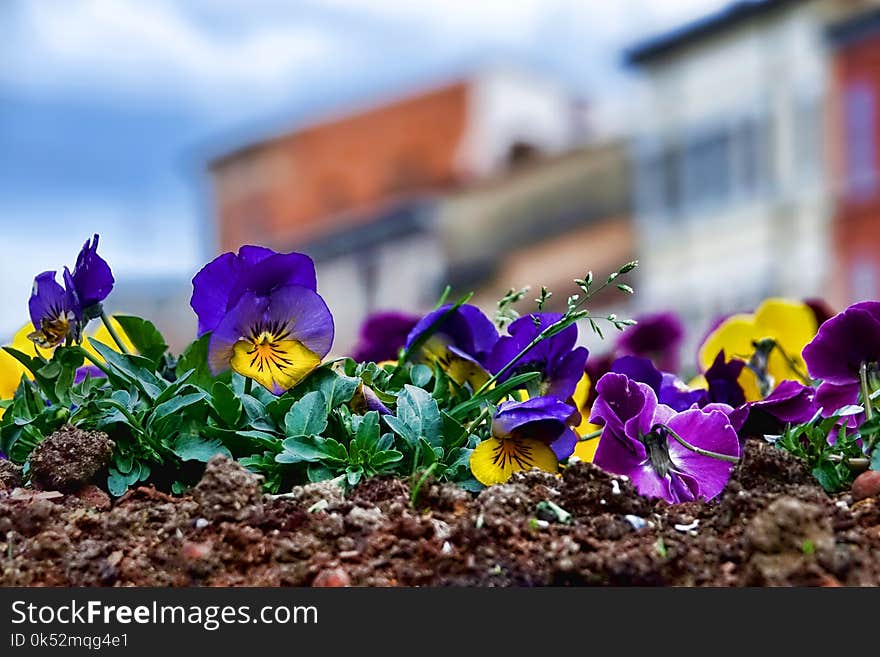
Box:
851;470;880;502
312;568;351;587
674;519;700;532
624;514;647;531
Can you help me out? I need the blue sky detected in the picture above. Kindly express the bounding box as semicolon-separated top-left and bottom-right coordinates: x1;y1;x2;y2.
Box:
0;0;728;338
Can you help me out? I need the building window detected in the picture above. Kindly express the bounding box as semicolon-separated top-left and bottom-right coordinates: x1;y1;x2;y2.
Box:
681;129;732;209
844;81;877;200
634;144;680;218
794;94;823;184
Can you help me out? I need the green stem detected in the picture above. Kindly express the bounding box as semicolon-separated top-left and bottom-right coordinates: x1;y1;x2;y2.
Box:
104;399;144;435
662;425;739;464
100;310;130;354
410;462;439;509
579;429;602;442
460;406;491;442
860;361;873;422
79;349;113;379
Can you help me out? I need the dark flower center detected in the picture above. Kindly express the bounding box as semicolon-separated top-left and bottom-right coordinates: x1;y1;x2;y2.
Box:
643;429;673;478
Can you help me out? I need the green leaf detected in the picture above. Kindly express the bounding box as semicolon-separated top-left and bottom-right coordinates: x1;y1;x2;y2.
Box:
871;447;880;472
355;411;380;452
370;450;403;469
307;463;334;483
211;381;243;427
284;391;328;437
812;462;842;492
277;435;346;464
88;339;164;399
346;466;363;486
172;434;232;462
175;335;214;389
383;415;417;449
396;385;443;448
409;364;433;388
147;392;207;427
107;468;129;497
114;315;169;363
298;368;360;411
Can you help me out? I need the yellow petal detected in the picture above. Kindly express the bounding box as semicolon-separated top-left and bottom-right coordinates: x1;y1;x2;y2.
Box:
1;324;50;400
572;423;602;463
231;338;321;393
688;374;708;390
470;437;558;486
753;298;816;386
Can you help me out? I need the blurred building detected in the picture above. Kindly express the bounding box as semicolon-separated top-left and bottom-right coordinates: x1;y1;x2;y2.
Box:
626;0;833;350
208;67;597;352
827;3;880;305
436;140;633;352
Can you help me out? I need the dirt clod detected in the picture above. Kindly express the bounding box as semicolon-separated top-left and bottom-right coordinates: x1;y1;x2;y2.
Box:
28;426;114;492
0;459;23;490
191;455;263;521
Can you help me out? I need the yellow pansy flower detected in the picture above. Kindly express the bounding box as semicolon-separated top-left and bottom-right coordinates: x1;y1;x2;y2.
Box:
698;298;817;402
571;371;601;462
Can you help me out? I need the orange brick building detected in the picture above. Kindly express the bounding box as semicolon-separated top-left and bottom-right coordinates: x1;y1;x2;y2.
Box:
209;70;581;253
828;8;880;304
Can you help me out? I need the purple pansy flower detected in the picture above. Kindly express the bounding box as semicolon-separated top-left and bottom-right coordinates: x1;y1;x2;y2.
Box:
193;247;334;394
610;355;706;411
404;304;498;387
470;396;578;486
487;313;588;400
350;311;420;363
191;245;317;336
27;235;114;348
802;301;880;426
591;372;740;503
616;311;684;373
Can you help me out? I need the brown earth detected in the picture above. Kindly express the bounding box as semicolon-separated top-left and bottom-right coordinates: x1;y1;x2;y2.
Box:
1;439;879;587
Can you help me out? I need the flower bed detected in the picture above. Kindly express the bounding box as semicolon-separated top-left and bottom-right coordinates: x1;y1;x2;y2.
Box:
2;235;880;586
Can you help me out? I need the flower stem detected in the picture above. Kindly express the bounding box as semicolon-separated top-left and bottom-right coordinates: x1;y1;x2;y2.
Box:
100;310;130;354
662;425;739;464
579;429;602;442
460;406;491;442
79;349;113;379
860;361;874;422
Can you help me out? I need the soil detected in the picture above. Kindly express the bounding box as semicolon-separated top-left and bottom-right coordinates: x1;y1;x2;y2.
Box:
1;437;879;587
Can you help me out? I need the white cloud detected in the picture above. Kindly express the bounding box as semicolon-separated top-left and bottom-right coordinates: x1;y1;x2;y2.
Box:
2;0;344;110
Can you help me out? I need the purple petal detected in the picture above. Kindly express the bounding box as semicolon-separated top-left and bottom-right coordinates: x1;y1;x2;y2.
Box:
611;355;663;393
751;380;817;424
702;402;748;433
487;313;586;399
659;373;708;412
350;311;420;363
815;381;861;427
493;396;575;440
405;304;498;364
74;365;106;384
704;350;746;408
549;427;578;460
590;372;658;444
191;247;317;335
70;234;114;307
616;311;684;372
665;409;739;501
803;302;880;384
29;271;76;329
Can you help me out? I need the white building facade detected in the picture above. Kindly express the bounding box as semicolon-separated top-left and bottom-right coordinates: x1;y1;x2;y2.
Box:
627;0;833;356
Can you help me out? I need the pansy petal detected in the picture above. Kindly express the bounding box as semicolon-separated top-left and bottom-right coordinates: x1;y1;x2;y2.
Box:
549;427;578;460
227;252;317;310
191;252;239;335
611;355;662;393
803;304;880;384
493;397;574;440
470;437;558;486
264;285;334;358
71;234;114;307
815;381;861;426
665;409;739;501
231;337;321;394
